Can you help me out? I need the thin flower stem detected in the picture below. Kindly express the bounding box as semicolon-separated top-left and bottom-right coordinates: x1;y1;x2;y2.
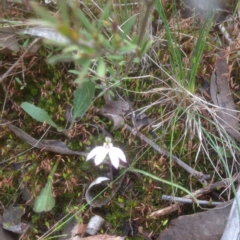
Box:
109;160;113;181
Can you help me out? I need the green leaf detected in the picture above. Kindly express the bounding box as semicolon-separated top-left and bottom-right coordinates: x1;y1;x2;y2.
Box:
106;55;123;61
122;15;136;38
30;2;58;26
33;161;59;213
118;41;137;54
74;60;91;84
97;3;111;31
73;80;95;119
63;45;79;53
68;70;80;75
21;102;59;129
141;39;152;56
97;57;106;78
70;6;94;33
48;54;73;65
15;77;22;85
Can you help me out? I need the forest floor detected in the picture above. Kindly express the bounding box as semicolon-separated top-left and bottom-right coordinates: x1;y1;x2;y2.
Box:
1;0;240;239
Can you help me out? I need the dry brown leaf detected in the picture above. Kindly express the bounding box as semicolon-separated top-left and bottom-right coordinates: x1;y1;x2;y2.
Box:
158;202;232;240
7;124;86;157
3;206;29;235
0;28;19;55
97;100;130;130
134;112;155;130
85;177;111;207
210;50;240;140
98;100;154;130
105;113;124;130
101;100;131;116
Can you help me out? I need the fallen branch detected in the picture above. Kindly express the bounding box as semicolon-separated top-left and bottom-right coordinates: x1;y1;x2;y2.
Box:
149;174;239;218
124;124;210;184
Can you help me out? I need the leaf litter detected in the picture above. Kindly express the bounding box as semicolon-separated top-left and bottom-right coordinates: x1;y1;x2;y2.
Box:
7;124;87;157
158;201;232;240
97;99;155;130
2;206;29;235
210;50;240;140
33;161;59;213
2;1;240;239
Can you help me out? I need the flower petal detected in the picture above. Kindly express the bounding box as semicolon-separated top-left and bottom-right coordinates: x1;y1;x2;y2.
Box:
109;147;126;168
86;146;105;161
108;151;120;169
112;147;127;162
94;147;109;165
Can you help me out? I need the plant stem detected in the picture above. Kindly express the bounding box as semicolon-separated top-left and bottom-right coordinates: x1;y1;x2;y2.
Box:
109;160;113;181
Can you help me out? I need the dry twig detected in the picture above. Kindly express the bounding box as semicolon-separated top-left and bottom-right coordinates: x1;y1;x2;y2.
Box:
124;124;210;184
149;174;240;218
162;194;222;206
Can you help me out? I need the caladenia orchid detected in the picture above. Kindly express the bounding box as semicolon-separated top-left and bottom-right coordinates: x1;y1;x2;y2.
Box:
86;137;127;169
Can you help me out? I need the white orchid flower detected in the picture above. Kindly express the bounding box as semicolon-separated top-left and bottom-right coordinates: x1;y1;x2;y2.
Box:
86;137;127;169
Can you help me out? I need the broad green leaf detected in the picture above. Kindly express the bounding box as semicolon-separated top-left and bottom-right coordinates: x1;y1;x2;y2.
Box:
33;161;59;213
131;33;138;44
106;55;123;61
133;57;140;63
21;102;59;129
122;15;137;38
101;35;112;49
97;58;106;78
63;45;79;53
73;80;95;119
74;60;91;84
68;70;80;75
47;54;73;64
118;42;137;54
141;39;152;56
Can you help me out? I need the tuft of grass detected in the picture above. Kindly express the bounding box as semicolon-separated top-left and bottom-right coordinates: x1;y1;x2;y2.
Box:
155;0;214;93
